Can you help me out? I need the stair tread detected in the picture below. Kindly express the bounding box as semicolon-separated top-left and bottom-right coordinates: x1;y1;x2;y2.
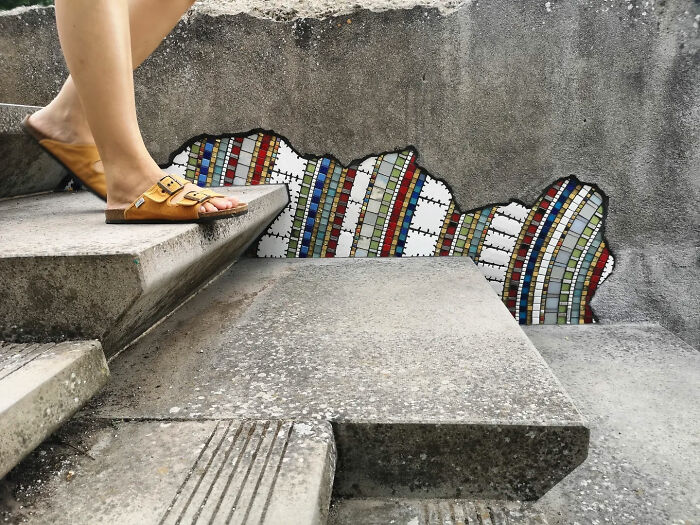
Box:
87;257;588;499
0;341;52;380
0;185;289;356
0;340;109;478
0;186;283;257
92;257;583;425
524;323;700;525
1;419;335;525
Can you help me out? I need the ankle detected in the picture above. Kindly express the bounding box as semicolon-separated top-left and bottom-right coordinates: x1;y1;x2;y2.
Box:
32;102;93;144
105;156;162;187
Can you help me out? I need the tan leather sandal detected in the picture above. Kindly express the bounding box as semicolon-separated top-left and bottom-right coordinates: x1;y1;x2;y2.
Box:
104;174;248;224
21;114;107;201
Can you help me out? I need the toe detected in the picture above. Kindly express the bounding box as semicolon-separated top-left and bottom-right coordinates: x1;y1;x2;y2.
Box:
206;197;228;210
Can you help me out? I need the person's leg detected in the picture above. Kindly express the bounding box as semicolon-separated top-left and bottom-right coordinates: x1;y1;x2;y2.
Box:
53;0;231;213
31;0;196;145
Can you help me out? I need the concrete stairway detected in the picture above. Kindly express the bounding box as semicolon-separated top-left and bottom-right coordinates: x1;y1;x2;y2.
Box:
4;320;698;524
0;340;108;478
83;258;588;501
0;257;593;525
0;161;288;482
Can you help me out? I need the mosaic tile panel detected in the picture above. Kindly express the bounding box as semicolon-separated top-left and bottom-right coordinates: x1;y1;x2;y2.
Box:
166;132;615;325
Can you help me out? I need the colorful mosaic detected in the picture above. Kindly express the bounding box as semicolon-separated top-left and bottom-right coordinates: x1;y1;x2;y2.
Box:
166;132;615;325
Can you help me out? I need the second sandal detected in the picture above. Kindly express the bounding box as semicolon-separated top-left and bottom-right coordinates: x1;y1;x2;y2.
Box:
21;114;107;201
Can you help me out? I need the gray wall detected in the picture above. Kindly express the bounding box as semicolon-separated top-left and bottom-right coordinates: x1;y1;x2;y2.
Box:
0;1;698;346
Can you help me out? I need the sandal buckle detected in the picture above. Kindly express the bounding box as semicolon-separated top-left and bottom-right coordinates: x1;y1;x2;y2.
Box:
157;176;183;195
184;190;209;203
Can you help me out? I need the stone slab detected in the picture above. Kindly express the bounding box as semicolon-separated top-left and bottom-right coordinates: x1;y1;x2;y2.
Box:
525;323;700;525
329;498;549;524
0;340;108;479
0;185;288;356
86;257;588;499
0;103;66;200
0;419;335;524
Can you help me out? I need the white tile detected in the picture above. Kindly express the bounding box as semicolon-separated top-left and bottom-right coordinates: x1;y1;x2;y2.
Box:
403;229;438;256
420;176;452;204
411;199;448;235
257;235;288;257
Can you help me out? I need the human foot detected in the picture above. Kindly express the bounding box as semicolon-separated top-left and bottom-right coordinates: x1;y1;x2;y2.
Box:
21;113;107;201
27;105;95;146
105;165;244;215
105;174;247;224
25;110;240;210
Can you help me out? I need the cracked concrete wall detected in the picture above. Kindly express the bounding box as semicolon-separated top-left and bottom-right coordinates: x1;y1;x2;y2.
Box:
0;0;698;346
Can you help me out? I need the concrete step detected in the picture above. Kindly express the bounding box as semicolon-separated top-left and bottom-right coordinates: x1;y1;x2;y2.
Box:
0;340;108;479
1;419;335;524
0;185;288;357
0;103;66;199
329;498;548;524
85;257;589;500
523;323;700;525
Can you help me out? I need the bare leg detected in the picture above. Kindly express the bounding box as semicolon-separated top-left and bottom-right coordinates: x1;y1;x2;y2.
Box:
31;0;196;146
49;0;233;212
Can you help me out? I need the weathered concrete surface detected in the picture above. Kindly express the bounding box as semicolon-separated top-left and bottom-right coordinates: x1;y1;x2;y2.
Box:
0;103;65;199
0;419;335;524
84;257;588;500
0;1;698;345
197;0;470;20
329;498;548;524
0;185;288;356
526;323;700;525
0;340;108;479
592;245;699;347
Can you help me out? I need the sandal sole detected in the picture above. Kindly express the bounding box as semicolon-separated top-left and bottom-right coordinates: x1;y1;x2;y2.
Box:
104;205;248;224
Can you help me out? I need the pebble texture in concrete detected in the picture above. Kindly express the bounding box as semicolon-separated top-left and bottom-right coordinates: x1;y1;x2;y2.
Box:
526;323;700;525
86;257;588;499
329;498;548;524
197;0;469;19
0;185;288;356
0;103;65;199
1;1;696;345
0;419;335;524
0;340;108;479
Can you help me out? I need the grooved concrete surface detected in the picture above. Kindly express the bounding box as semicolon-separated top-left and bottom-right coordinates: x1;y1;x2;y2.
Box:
526;324;700;525
0;185;288;356
0;419;335;525
84;257;588;499
0;340;108;479
1;0;697;345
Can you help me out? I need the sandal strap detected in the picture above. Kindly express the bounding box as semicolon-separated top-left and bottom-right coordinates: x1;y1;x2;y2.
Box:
199;187;227;198
115;174;247;222
156;175;186;196
181;190;217;204
125;175;217;220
